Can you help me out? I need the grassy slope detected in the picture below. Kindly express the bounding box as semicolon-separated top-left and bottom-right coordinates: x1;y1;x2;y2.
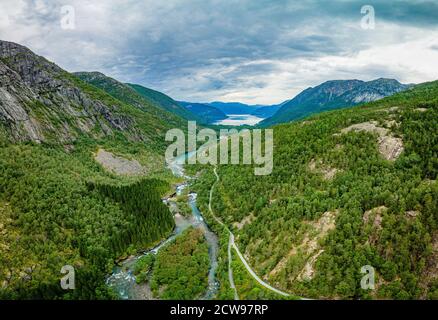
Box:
74;72;188;132
191;81;438;299
127;83;203;123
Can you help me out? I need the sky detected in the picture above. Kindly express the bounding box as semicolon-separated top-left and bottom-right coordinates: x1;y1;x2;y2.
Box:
1;0;438;104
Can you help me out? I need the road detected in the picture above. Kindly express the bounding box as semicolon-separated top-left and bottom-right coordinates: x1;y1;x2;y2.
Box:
208;167;294;299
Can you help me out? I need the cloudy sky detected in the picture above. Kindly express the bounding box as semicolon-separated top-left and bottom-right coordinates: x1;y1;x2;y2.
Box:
1;0;438;104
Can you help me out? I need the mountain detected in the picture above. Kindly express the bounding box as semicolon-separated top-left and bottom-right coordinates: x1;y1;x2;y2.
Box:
0;41;185;149
74;71;191;130
192;80;437;300
339;78;413;104
260;78;412;127
251;103;284;118
0;40;183;299
185;101;282;120
207;101;260;115
178;101;227;124
126;83;202;122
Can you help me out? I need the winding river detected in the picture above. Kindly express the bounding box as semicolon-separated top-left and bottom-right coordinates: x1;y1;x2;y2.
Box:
105;152;219;300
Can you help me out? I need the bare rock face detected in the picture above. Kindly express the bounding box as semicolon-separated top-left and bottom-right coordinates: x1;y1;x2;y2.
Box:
0;40;138;143
269;210;338;281
340;121;404;161
378;135;404;161
341;121;388;136
94;148;146;176
363;206;386;228
0;59;44;142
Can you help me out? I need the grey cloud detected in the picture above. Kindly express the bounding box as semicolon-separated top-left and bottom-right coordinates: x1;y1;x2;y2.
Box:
1;0;437;104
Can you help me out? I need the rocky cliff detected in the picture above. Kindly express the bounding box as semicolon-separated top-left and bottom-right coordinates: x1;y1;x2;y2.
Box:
0;40;167;145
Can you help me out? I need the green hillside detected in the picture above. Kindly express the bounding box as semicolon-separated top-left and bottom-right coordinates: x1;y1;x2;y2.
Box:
1;39;436;301
0;41;182;299
260;79;410;127
74;72;188;131
191;81;438;299
127;83;203;123
178;101;227;124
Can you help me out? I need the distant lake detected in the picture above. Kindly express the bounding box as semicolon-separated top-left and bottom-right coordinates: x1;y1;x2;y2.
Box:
213;114;264;126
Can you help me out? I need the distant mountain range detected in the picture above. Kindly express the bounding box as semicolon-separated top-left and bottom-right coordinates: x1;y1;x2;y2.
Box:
1;39;436;301
206;102;261;114
178;101;227;123
0;39;411;139
178;78;411;127
259;78;413;127
177;101;282;124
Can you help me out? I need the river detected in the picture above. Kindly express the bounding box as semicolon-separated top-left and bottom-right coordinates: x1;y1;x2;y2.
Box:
105;152;219;300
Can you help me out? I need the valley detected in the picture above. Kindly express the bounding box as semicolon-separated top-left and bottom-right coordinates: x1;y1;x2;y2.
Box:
190;81;438;299
106;151;219;300
0;39;436;301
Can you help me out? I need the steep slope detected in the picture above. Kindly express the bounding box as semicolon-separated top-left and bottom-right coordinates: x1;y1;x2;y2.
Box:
179;101;227;124
192;81;438;300
126;83;202;122
74;72;187;129
251;104;283;118
0;41;178;299
337;78;412;104
0;41;191;151
260;78;411;127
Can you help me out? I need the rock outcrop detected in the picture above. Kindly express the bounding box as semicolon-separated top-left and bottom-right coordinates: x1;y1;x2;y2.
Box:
94;148;146;176
0;40;139;143
340;121;404;161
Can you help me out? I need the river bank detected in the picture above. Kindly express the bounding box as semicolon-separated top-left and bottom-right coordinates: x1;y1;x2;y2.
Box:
105;154;219;300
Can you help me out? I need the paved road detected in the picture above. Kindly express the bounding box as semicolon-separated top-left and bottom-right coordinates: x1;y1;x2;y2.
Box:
228;233;240;300
209;167;239;299
208;167;294;299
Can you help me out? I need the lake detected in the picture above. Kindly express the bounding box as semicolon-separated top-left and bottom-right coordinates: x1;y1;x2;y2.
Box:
213;114;264;126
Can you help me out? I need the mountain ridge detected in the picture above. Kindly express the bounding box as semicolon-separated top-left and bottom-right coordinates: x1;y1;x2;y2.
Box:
126;83;203;123
191;80;438;300
178;101;227;124
260;78;412;127
73;71;191;129
0;40;188;149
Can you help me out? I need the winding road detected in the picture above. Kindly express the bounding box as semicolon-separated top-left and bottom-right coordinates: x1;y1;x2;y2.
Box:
208;167;293;299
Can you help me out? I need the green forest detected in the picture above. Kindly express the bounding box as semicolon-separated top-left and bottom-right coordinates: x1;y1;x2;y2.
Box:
190;81;438;300
0;67;437;300
149;227;210;299
88;178;174;255
0;139;175;299
133;254;155;284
